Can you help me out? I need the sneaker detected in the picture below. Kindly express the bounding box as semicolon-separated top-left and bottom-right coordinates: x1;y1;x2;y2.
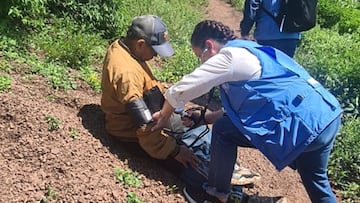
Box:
231;166;261;186
183;187;249;203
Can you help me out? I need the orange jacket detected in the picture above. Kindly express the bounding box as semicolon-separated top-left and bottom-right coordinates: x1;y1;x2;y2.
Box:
101;39;179;159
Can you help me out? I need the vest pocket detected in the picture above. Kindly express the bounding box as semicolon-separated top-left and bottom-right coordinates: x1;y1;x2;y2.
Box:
230;85;288;136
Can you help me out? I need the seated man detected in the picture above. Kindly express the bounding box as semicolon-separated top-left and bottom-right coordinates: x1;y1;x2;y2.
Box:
100;15;259;191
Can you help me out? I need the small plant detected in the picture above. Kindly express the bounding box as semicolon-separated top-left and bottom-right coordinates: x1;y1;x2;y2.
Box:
0;75;11;92
114;167;142;188
35;187;58;203
31;61;76;91
166;184;179;194
44;114;60;131
126;192;144;203
46;94;57;102
78;66;101;93
69;127;78;138
0;60;12;73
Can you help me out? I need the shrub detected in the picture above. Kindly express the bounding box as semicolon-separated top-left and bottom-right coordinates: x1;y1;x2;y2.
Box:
317;0;342;29
329;117;360;202
318;0;360;35
338;7;360;34
1;0;130;39
33;17;105;69
295;27;360;117
46;0;132;39
0;0;48;29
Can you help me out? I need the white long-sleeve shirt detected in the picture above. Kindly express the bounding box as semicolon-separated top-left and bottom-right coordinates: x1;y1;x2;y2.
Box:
165;47;262;108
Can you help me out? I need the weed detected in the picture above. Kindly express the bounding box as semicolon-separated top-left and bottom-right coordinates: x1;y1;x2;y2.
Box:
0;60;12;73
114;167;142;188
31;61;77;90
0;75;11;92
35;187;58;203
126;192;144;203
69;127;78;138
78;66;101;93
44;114;60;131
166;184;179;194
46;94;57;102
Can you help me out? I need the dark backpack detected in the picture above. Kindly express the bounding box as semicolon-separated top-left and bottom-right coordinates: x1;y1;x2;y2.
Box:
261;0;318;32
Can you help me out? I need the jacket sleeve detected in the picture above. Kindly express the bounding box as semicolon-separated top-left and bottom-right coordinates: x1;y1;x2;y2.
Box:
240;0;256;36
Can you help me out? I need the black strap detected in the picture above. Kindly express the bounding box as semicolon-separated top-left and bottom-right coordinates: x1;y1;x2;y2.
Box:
188;87;215;130
163;88;216;147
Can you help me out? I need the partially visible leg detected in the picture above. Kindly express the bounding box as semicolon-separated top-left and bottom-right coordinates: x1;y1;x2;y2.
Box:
295;116;341;203
206;116;253;202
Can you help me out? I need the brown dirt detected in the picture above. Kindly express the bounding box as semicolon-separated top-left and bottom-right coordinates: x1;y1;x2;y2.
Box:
0;0;341;202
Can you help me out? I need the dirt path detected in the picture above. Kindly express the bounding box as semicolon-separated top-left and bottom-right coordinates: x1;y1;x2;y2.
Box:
205;0;243;36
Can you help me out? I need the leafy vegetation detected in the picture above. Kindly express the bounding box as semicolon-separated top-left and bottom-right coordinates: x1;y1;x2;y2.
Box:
114;167;144;202
69;127;79;138
44;114;61;132
0;75;11;92
114;168;142;188
318;0;360;34
296;27;360;117
126;192;144;203
329;117;360;201
35;187;58;203
0;0;359;201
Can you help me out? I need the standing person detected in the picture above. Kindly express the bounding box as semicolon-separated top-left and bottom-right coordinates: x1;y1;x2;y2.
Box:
240;0;300;57
152;20;342;203
100;15;258;191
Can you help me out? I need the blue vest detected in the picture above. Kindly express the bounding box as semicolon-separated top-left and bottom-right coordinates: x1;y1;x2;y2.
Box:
221;40;342;170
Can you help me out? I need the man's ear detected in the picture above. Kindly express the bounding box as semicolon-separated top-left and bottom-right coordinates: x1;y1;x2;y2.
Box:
136;38;147;48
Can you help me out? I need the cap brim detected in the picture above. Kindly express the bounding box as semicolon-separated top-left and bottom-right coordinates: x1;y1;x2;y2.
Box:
152;41;174;57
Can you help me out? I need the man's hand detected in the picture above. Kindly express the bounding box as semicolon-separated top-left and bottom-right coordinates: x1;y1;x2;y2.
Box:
174;145;200;168
151;111;168;131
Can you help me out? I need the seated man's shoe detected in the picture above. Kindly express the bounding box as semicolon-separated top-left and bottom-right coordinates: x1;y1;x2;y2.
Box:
247;194;288;203
183;186;249;203
183;187;222;203
231;164;261;186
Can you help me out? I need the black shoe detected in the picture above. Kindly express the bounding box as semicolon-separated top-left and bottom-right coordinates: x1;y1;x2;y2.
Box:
183;187;222;203
183;187;249;203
